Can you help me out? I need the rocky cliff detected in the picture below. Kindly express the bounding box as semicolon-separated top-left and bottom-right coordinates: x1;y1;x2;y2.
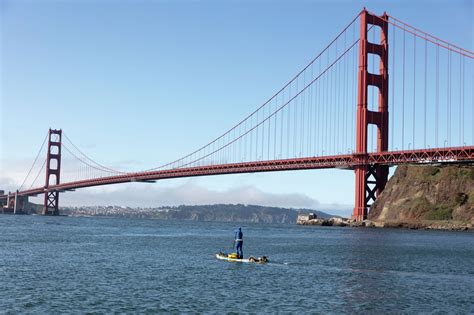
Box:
369;164;474;224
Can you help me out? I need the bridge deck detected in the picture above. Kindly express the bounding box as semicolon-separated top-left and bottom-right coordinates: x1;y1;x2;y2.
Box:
1;146;473;200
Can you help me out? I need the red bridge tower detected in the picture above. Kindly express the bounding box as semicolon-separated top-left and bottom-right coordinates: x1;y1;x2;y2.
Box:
353;10;389;221
43;129;62;215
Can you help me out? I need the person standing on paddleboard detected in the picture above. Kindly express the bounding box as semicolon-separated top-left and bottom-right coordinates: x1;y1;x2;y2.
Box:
234;227;243;259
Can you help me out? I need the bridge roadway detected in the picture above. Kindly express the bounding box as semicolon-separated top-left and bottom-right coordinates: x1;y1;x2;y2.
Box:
1;146;473;201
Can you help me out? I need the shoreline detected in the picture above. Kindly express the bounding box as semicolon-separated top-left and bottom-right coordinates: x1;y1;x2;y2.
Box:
297;217;474;231
369;220;474;231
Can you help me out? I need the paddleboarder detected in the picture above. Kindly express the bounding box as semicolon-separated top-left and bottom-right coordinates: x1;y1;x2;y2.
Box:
234;227;243;258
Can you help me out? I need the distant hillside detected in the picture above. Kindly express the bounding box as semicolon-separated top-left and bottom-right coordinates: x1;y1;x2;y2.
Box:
369;165;474;224
61;204;339;224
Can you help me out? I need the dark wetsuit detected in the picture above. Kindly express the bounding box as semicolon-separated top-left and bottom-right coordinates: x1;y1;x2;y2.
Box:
235;228;243;258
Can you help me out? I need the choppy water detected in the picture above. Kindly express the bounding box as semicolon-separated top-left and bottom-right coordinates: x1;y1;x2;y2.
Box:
1;215;473;313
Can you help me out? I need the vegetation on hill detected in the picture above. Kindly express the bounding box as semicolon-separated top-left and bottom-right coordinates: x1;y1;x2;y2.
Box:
369;165;474;224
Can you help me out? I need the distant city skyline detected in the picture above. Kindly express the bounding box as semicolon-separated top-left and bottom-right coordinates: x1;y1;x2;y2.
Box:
1;0;472;216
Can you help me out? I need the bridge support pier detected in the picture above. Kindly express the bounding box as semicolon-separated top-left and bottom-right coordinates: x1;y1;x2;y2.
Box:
14;192;18;214
353;9;389;221
14;194;30;214
42;129;62;215
2;192;29;214
6;193;11;209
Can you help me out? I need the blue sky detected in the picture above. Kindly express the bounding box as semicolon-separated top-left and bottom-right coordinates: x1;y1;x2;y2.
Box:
1;0;472;215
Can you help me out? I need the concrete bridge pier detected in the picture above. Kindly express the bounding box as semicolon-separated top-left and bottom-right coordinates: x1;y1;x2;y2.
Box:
1;191;30;214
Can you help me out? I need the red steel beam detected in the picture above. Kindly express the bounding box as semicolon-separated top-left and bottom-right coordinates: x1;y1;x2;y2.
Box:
1;146;473;201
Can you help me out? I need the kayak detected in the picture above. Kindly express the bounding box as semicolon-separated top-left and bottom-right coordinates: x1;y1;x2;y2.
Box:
215;252;268;264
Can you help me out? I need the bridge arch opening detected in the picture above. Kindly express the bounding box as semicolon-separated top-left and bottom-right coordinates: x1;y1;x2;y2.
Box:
50;159;58;170
50;146;59;155
48;174;58;186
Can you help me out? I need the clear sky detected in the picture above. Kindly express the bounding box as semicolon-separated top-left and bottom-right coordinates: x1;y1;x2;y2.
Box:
1;0;472;216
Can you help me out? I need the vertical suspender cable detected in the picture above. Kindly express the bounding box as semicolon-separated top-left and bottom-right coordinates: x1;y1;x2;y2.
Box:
309;64;313;155
342;32;346;152
280;91;284;158
333;55;336;155
261;102;264;160
340;40;344;154
413;34;416;149
336;48;339;154
249;114;253;161
315;70;319;155
461;56;464;145
448;47;451;146
275;93;278;159
267;98;276;160
317;58;321;155
323;57;327;155
294;76;298;157
301;71;305;156
332;42;336;154
239;123;242;161
402;27;406;150
256;109;259;160
391;25;395;151
459;54;462;145
436;44;439;147
287;84;291;158
424;39;427;148
352;26;356;152
244;120;247;160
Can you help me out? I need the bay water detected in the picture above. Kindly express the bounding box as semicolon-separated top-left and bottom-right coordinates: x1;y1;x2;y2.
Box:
1;215;473;313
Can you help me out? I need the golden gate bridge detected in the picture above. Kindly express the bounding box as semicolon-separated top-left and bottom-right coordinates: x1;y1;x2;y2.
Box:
2;9;473;221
